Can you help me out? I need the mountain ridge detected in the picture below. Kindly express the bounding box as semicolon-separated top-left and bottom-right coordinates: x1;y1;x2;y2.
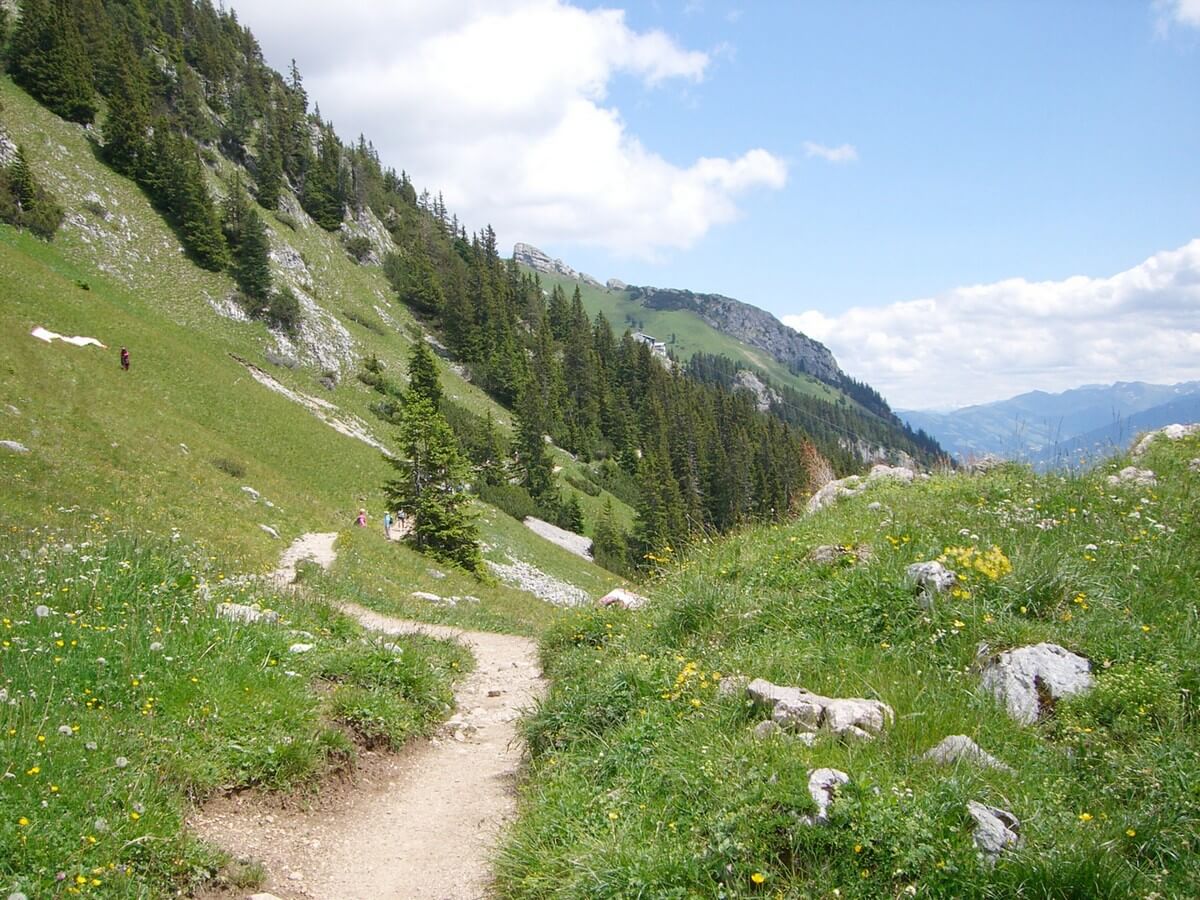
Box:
900;379;1200;462
512;241;845;386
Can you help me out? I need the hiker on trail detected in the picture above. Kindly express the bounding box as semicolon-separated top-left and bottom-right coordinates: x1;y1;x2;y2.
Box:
384;510;393;538
397;509;407;531
120;347;130;371
355;508;367;527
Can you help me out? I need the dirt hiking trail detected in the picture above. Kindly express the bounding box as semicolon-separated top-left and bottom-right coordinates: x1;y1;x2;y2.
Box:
193;535;544;899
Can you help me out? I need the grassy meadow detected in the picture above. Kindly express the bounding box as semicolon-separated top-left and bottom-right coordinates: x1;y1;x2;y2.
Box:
498;433;1200;898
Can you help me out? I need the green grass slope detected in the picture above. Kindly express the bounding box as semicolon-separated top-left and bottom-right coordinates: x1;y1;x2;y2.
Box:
0;76;626;635
528;270;844;404
0;529;473;897
499;431;1200;898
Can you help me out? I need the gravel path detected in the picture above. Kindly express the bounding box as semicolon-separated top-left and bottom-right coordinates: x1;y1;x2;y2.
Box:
191;602;542;899
271;532;339;587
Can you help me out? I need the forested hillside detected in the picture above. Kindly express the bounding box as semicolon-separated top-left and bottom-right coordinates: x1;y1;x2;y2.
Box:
0;0;938;573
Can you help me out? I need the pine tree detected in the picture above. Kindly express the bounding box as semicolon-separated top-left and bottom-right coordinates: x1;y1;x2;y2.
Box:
406;338;443;407
478;411;508;486
254;120;284;211
384;396;482;574
173;141;229;270
513;378;555;503
222;182;272;299
301;123;344;230
100;33;151;177
0;145;63;239
592;497;629;575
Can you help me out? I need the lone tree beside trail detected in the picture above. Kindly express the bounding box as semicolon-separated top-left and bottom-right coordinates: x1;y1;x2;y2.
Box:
384;342;483;574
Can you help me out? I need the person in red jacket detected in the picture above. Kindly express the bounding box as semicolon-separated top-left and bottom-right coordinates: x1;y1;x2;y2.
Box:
120;347;130;371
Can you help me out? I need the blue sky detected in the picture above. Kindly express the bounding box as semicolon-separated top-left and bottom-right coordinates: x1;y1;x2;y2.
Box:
233;0;1200;408
578;1;1199;307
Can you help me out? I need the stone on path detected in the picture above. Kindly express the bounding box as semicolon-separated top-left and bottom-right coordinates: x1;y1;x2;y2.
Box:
980;642;1093;725
923;735;1013;772
967;801;1020;863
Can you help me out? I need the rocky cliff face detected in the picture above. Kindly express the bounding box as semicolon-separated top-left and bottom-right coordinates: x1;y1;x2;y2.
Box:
630;286;845;385
513;243;602;288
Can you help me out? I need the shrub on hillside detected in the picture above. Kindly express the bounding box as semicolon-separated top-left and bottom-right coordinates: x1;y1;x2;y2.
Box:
211;457;247;478
344;235;373;262
0;145;64;239
266;286;302;335
479;482;542;522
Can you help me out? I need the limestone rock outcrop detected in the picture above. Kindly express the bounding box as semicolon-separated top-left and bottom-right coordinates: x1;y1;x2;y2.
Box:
1131;423;1200;458
745;678;893;741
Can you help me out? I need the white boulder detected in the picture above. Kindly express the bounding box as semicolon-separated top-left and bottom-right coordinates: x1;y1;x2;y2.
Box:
980;643;1093;724
596;588;648;610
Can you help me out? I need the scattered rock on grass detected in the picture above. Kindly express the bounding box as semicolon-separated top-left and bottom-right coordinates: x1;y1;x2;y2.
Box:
746;679;893;739
241;485;261;501
288;643;314;654
967;801;1021;863
1191;458;1200;473
923;735;1013;772
0;440;30;453
906;561;958;608
1106;466;1157;487
259;524;280;539
980;643;1093;725
216;602;279;625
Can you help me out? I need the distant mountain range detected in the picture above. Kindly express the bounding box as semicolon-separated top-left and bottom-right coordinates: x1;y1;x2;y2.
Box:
899;381;1200;466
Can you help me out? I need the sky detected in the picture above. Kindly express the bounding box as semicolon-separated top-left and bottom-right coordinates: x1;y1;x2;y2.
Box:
228;0;1200;410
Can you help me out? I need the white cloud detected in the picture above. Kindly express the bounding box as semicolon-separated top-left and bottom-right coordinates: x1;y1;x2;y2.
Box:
783;240;1200;409
1159;0;1200;28
229;0;785;258
802;141;858;164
